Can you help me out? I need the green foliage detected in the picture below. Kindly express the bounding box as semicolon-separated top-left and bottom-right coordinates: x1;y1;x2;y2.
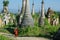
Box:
19;26;40;37
18;25;60;38
0;28;10;33
0;14;3;18
32;13;40;19
39;25;60;38
44;18;50;25
18;12;60;37
32;13;40;26
0;12;60;38
0;35;13;40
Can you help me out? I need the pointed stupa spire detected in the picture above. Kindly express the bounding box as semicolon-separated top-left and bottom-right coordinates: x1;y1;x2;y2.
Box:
18;4;20;14
3;0;9;13
39;0;45;26
31;0;35;15
19;0;26;25
20;0;26;14
41;0;45;18
21;0;34;27
42;0;44;3
32;0;34;5
3;0;9;6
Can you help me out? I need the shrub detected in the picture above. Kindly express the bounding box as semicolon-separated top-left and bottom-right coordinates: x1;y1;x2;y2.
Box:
19;26;40;37
39;25;60;38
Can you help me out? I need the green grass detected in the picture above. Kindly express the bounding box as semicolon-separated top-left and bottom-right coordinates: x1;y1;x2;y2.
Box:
0;28;10;33
0;35;13;40
18;13;60;38
0;12;60;38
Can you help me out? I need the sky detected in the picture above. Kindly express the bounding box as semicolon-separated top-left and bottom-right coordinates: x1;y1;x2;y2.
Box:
0;0;60;13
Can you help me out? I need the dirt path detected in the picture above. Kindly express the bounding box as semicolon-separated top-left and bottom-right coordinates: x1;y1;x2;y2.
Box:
15;37;50;40
0;32;50;40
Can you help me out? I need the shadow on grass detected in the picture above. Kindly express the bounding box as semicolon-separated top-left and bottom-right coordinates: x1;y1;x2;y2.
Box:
6;28;14;34
5;25;16;34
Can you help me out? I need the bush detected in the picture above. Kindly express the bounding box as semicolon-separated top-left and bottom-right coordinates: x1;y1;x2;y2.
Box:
39;25;60;38
18;24;60;38
19;26;40;37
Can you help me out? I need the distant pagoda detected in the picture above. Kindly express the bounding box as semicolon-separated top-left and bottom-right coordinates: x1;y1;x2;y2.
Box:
39;0;45;26
21;0;34;27
31;0;35;15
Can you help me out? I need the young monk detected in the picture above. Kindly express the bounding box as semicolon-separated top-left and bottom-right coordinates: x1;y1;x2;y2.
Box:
14;27;18;37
